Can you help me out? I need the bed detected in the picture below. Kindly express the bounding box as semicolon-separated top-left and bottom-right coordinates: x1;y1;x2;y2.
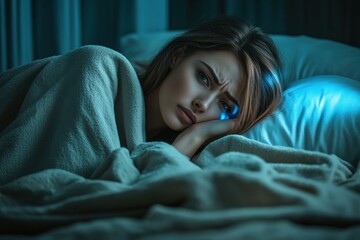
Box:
0;31;359;239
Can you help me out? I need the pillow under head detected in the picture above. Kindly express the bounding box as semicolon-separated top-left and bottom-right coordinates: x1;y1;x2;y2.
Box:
243;75;360;168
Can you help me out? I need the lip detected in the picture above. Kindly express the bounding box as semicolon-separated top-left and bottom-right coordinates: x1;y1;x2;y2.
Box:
178;105;196;124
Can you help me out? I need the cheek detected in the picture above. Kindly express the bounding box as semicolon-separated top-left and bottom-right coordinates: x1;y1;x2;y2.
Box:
204;105;223;121
168;68;196;98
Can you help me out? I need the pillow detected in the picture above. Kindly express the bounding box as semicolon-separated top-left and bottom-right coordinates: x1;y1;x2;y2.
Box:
272;35;360;87
243;75;360;168
119;31;183;65
119;31;360;86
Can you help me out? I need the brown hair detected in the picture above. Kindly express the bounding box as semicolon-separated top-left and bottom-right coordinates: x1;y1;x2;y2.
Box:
140;17;282;134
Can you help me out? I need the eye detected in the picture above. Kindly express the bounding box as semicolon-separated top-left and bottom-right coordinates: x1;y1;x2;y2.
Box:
219;100;231;113
198;71;210;87
218;101;239;120
219;101;232;120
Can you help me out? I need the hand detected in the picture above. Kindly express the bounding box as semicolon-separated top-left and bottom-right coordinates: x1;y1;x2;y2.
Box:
172;119;236;158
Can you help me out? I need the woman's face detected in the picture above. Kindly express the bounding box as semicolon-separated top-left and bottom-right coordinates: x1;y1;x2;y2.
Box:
158;50;244;131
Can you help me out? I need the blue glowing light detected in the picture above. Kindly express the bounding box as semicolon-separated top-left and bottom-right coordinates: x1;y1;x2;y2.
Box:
219;112;229;120
219;105;239;120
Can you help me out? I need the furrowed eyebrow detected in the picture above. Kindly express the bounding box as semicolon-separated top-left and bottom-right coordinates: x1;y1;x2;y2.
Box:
199;60;222;86
199;60;240;108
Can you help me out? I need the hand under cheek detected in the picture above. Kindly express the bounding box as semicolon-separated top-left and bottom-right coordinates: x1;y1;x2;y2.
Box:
220;120;236;133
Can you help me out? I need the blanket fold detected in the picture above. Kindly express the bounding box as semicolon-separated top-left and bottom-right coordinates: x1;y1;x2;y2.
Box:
0;46;359;239
0;45;145;185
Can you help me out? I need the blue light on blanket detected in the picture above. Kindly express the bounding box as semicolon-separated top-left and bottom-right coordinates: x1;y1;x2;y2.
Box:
219;105;239;120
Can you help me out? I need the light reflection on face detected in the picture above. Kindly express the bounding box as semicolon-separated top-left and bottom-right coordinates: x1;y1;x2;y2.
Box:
158;50;244;131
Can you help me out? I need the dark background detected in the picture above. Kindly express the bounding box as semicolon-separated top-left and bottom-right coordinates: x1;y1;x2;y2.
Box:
1;0;359;73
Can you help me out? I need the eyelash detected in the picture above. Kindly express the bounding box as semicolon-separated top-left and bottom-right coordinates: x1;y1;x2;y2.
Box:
197;70;232;114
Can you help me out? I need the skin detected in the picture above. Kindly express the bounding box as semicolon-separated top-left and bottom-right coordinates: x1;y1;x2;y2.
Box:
145;50;245;157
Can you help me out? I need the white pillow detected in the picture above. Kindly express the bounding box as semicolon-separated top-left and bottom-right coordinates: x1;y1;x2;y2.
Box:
244;75;360;168
272;35;360;87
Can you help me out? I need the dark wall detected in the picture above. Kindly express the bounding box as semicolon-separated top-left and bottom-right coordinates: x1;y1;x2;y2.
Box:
169;0;360;48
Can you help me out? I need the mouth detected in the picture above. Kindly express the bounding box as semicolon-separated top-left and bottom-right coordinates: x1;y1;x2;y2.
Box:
178;105;196;124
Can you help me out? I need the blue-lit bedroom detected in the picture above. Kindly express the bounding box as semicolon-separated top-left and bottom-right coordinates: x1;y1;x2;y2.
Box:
1;0;360;238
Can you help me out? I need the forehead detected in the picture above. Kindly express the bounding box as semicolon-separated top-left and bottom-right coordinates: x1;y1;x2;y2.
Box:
187;50;244;95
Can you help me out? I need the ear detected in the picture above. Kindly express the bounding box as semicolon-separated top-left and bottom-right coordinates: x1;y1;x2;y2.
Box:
170;46;187;69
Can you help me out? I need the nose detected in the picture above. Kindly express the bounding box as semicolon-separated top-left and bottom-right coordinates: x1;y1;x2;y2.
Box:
192;99;204;112
192;94;215;113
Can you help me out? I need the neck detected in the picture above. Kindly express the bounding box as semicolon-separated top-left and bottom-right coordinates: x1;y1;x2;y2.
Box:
145;88;166;140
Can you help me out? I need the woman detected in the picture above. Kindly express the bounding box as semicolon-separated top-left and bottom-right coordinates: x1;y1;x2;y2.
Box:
0;17;281;184
142;17;282;157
